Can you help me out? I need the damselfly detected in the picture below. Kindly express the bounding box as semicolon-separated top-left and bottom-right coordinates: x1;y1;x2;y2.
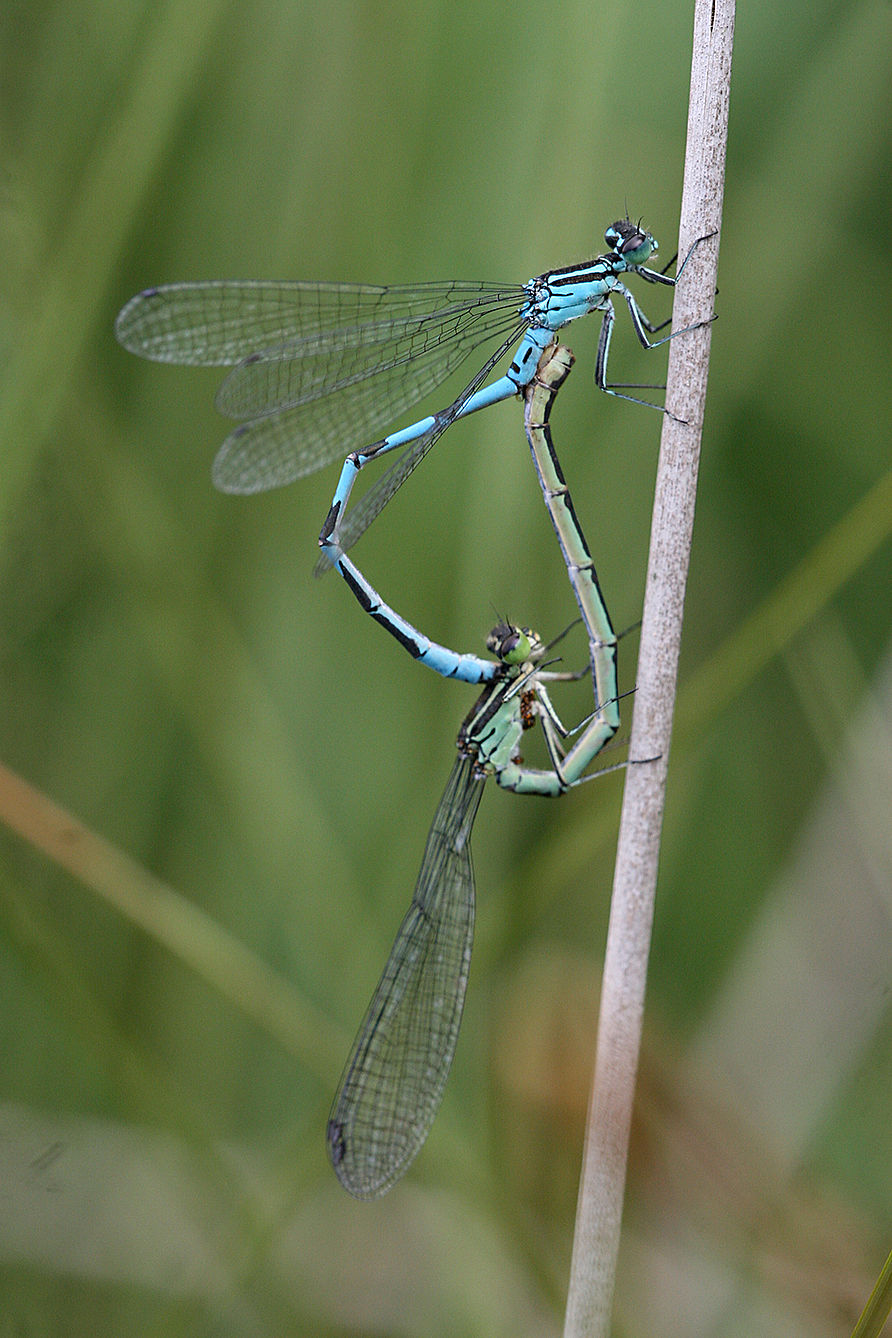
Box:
115;221;710;561
327;616;623;1198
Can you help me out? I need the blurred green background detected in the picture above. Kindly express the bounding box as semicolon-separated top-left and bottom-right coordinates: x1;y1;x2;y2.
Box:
1;0;890;1333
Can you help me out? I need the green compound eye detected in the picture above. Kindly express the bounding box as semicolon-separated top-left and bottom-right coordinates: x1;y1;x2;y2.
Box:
503;628;532;664
486;622;534;664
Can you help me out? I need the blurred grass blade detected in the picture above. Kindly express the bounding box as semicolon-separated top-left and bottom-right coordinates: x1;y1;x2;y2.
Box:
850;1247;892;1338
0;760;341;1074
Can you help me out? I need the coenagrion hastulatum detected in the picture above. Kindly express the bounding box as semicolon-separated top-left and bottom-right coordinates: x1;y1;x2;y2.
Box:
115;222;711;562
327;614;624;1198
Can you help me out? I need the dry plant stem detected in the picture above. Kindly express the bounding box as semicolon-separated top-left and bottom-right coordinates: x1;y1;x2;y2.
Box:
562;0;735;1333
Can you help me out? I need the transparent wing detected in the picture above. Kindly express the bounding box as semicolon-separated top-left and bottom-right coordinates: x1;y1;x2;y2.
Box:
327;756;485;1199
313;319;528;566
115;280;526;492
211;310;525;493
213;285;524;420
115;279;521;368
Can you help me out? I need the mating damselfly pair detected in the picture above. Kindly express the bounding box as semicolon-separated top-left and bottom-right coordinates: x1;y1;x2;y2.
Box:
327;346;630;1197
115;221;710;1197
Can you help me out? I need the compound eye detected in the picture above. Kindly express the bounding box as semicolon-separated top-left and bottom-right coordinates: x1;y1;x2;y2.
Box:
622;228;647;254
502;628;532;664
486;621;527;662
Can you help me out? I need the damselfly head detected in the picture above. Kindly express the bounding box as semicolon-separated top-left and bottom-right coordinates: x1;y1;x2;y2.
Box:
605;218;657;266
486;622;543;666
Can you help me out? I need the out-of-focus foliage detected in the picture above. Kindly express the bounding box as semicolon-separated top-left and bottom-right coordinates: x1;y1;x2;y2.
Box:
0;0;889;1333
